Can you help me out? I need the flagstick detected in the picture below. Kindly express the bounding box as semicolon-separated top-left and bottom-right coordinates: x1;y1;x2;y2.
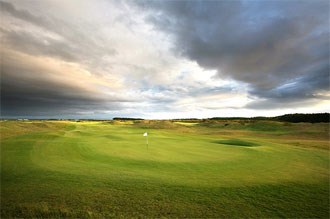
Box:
146;135;148;150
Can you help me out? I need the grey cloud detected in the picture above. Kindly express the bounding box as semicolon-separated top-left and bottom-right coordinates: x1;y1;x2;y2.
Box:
188;85;235;97
245;99;318;110
0;1;117;69
250;63;329;100
138;0;329;107
0;1;48;29
139;83;237;112
1;28;77;61
246;62;329;109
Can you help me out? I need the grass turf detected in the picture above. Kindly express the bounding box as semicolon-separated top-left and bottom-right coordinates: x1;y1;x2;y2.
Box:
1;120;329;218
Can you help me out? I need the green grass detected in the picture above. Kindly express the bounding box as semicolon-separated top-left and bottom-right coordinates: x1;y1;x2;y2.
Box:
1;120;329;218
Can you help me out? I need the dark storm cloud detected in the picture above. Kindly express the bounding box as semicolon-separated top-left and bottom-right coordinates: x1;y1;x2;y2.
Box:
137;0;329;109
1;74;124;117
0;50;127;117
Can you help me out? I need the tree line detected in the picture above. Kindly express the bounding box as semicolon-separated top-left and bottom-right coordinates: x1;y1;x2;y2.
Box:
209;113;329;123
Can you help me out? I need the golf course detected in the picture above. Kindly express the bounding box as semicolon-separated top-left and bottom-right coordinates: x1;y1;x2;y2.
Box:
1;119;329;218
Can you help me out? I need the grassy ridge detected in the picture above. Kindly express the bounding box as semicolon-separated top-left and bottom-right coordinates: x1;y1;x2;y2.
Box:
1;120;329;218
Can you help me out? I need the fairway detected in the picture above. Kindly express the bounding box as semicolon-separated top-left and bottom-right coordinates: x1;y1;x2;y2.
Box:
1;120;329;218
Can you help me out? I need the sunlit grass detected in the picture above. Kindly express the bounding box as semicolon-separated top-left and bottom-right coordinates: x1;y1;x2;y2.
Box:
1;120;329;218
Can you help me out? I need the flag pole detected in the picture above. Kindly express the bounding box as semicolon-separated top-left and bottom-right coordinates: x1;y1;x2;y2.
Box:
143;132;148;150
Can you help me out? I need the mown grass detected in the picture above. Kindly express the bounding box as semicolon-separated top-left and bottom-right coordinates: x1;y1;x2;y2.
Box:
1;120;329;218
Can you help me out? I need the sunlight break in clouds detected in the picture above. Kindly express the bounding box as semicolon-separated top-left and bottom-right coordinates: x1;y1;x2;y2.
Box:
1;0;329;119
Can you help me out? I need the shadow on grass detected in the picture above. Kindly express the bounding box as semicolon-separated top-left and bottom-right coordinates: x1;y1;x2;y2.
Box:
213;139;260;147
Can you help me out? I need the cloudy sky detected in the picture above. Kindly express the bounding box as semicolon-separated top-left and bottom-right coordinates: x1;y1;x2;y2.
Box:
1;0;329;119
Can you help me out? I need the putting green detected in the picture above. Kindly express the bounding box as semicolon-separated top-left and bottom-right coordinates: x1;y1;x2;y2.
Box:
1;120;329;218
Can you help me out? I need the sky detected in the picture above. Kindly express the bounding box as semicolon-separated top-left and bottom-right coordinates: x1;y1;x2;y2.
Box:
1;0;329;119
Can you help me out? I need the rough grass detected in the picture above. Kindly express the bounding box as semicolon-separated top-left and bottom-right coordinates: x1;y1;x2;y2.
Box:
1;120;329;218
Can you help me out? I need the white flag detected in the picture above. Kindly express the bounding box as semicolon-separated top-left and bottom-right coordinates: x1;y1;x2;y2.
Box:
143;132;148;136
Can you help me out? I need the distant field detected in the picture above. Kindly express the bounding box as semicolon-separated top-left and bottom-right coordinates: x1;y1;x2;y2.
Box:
1;120;329;218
